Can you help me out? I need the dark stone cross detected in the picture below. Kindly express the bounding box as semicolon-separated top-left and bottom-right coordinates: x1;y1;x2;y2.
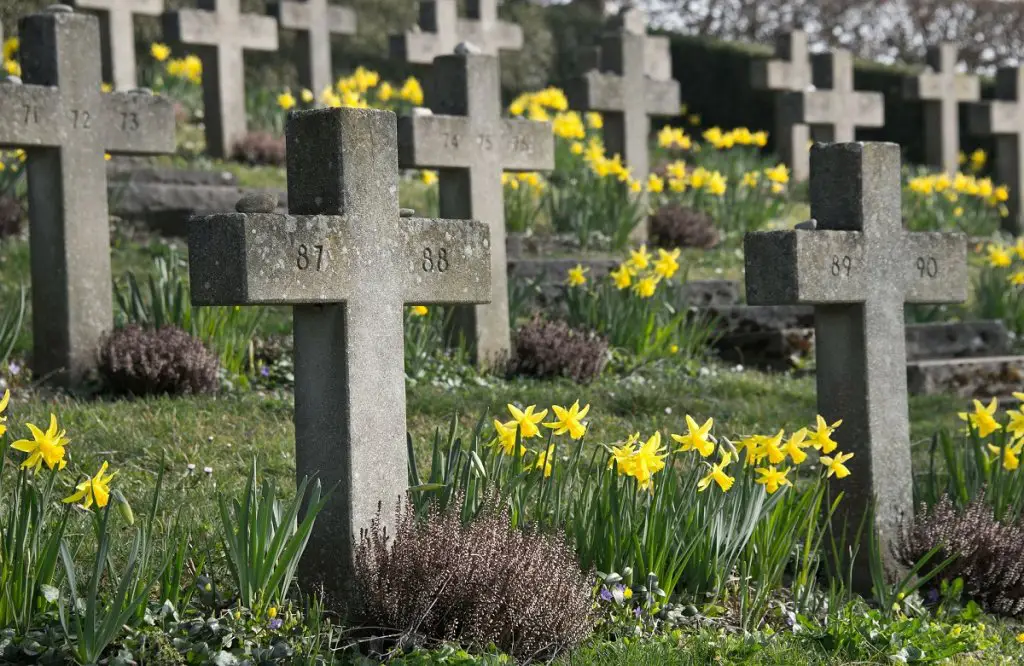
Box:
163;0;278;158
389;0;523;65
188;107;492;604
751;31;813;181
567;8;679;242
744;142;967;589
67;0;164;90
904;43;980;175
269;0;357;99
0;7;174;386
397;53;553;367
968;66;1024;234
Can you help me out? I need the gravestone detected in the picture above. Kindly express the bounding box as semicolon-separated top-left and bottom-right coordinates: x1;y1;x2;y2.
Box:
781;50;884;148
269;0;356;99
744;142;967;590
903;43;980;175
0;7;174;386
968;66;1024;234
390;0;522;64
751;31;813;181
188;107;492;603
67;0;164;90
398;53;553;366
566;7;679;242
163;0;278;158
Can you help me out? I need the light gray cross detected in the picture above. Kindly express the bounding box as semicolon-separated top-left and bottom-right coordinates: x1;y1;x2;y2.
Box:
268;0;356;99
751;31;813;181
968;66;1024;234
67;0;164;90
389;0;522;64
744;142;967;591
163;0;278;158
781;50;884;156
904;43;980;175
567;9;679;242
397;53;553;367
188;107;492;604
0;7;174;386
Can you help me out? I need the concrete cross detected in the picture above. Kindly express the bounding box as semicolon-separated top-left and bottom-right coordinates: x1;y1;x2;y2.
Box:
968;66;1024;234
744;142;967;590
581;8;672;82
781;50;884;154
162;0;278;158
268;0;356;99
751;31;813;181
397;54;553;367
389;0;523;65
0;7;174;386
904;43;980;175
67;0;164;91
187;107;491;604
567;11;680;242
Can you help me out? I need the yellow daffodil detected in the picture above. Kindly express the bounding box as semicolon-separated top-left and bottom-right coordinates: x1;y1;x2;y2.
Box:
493;420;525;456
808;415;842;454
63;461;116;509
760;429;786;465
400;76;424;106
608;433;639;473
11;414;69;473
698;450;735;492
544;400;590;440
958;398;1002;438
507;404;548;439
632;275;658;298
552;111;586;140
301;88;314;103
409;305;428;316
1006;408;1024;439
277;89;296;110
653;248;681;280
671;415;715;457
4;60;20;78
647;173;665;194
421;170;438;186
970;148;987;170
566;264;589;287
820;451;854;479
987;244;1013;268
1011;271;1024;286
627;245;652;271
534;444;555;477
570;142;584;155
764;164;790;185
782;428;811;464
150;42;170;62
631;432;668;490
0;389;9;437
741;171;760;188
755;466;792;494
2;37;18;62
739;434;765;465
586;111;603;129
988;440;1023;471
610;264;632;290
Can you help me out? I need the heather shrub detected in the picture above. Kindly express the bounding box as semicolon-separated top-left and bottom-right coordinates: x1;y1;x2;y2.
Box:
231;131;286;167
895;495;1024;617
0;195;24;239
98;324;219;396
354;497;595;661
650;203;720;250
507;316;608;383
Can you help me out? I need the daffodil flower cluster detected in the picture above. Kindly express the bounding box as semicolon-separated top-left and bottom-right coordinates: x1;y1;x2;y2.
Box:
958;394;1024;471
655;160;727;197
982;239;1024;285
702;127;768;151
565;244;680;298
273;67;424;112
904;165;1010;236
492;401;591;477
2;36;20;78
508;87;570;121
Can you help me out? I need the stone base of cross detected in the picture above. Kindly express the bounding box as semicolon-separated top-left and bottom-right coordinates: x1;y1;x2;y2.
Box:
744;142;967;592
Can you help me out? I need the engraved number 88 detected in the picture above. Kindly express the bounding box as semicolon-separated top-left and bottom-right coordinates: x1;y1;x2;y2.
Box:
422;248;449;272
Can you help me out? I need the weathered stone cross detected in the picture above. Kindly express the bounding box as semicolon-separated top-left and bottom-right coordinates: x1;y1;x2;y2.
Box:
269;0;357;99
389;0;523;65
904;43;980;175
163;0;278;158
968;66;1024;234
0;7;174;386
67;0;164;91
781;50;884;152
398;53;553;367
751;30;813;181
188;107;492;603
567;8;679;242
745;142;967;589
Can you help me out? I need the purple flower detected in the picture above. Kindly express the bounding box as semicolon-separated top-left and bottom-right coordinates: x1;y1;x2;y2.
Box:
260;365;270;377
7;361;20;376
633;607;642;618
268;618;283;630
599;588;613;602
926;587;940;604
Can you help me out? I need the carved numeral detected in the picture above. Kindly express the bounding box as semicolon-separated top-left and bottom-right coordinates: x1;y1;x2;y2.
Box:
120;111;140;131
422;247;449;273
916;256;938;278
831;255;852;277
297;244;324;271
21;104;38;124
70;109;92;129
443;133;460;149
476;134;494;150
510;136;531;152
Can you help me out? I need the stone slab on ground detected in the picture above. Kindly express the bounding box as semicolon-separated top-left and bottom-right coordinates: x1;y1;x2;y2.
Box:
107;162;238;186
907;356;1024;397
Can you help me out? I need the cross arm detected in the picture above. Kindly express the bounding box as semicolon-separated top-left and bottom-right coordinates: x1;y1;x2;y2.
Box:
103;90;176;154
71;0;163;14
397;115;553;171
389;31;436;65
781;90;884;127
902;231;968;304
968;100;1022;135
745;230;868;305
327;4;358;33
905;71;980;103
566;71;622;114
400;216;491;304
0;83;63;147
457;18;523;51
751;59;792;92
645;79;680;116
162;9;217;46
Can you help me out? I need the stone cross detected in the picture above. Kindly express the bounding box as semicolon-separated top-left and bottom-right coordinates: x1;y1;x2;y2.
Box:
188;107;491;604
968;66;1024;234
67;0;164;90
389;0;523;64
781;50;884;156
269;0;356;99
163;0;278;158
397;53;553;367
904;43;980;175
0;7;174;386
744;142;967;590
567;9;680;242
751;31;813;181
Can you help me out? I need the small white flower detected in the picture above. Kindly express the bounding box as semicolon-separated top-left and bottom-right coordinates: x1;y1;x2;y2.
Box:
186;463;196;472
664;407;672;415
203;466;213;475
